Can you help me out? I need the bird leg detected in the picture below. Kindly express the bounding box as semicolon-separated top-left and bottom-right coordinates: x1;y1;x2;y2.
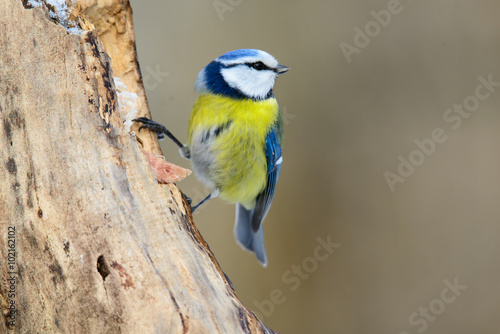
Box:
191;190;219;213
133;117;184;148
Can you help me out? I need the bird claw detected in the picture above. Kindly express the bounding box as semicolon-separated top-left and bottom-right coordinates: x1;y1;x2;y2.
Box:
134;117;166;140
182;192;193;206
133;117;185;149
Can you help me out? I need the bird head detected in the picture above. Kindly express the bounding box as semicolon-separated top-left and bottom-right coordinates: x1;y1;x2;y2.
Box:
194;49;289;100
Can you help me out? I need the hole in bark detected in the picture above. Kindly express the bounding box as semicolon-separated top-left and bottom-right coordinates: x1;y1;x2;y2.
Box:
96;255;110;281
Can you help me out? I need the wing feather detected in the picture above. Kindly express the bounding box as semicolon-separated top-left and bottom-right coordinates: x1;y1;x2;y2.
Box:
250;130;282;232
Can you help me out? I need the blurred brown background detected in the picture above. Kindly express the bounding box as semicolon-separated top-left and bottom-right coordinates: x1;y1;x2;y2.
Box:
131;1;500;333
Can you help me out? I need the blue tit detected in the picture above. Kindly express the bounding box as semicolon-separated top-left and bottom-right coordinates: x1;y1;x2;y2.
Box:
135;49;289;266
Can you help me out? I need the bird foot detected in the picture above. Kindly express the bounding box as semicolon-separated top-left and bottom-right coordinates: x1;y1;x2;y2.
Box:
182;192;193;206
133;117;168;140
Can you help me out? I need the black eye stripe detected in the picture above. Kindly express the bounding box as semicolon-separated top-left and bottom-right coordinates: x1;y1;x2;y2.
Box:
221;61;274;71
248;61;269;71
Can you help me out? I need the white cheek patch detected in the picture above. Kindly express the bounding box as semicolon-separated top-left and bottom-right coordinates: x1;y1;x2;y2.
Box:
221;66;276;99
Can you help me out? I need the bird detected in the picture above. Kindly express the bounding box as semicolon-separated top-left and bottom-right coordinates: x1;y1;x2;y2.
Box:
134;49;289;266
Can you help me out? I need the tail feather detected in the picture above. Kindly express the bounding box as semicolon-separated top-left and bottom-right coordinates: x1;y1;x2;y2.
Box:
234;204;267;266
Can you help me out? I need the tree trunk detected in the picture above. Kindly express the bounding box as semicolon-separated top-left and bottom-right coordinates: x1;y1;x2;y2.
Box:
0;1;276;333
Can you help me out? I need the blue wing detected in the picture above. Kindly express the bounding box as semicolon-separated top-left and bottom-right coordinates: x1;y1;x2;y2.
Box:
233;129;282;266
251;130;283;232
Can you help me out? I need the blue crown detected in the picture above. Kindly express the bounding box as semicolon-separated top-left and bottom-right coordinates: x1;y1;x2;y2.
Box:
217;49;260;61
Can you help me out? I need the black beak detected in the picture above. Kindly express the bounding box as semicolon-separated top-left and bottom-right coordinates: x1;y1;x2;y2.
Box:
275;64;290;75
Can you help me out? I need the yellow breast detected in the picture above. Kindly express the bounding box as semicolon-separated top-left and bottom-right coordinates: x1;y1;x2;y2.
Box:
188;94;279;208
